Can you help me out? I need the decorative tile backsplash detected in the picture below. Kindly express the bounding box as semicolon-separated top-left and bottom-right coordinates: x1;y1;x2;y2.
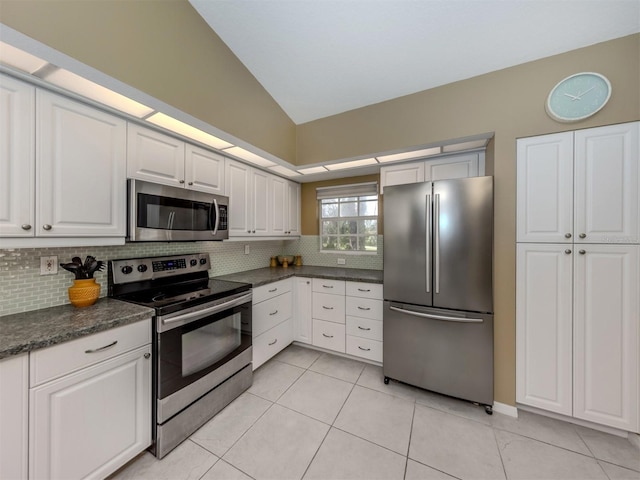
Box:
0;236;383;316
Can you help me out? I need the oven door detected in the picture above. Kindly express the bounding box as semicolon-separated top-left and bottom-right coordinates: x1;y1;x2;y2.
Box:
155;292;252;403
129;179;228;241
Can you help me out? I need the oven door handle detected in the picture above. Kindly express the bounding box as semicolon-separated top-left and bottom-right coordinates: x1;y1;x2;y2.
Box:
158;292;252;331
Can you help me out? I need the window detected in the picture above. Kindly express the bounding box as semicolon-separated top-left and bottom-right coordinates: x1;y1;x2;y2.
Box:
318;183;378;252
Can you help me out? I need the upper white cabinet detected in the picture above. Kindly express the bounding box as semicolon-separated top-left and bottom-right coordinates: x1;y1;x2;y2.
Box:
287;181;301;236
517;122;639;244
271;176;301;236
380;151;483;193
0;74;35;237
127;124;225;194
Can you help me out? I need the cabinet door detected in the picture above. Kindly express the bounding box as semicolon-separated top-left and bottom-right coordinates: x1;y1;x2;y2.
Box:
30;345;152;480
127;123;185;188
252;169;270;235
574;122;639;244
516;132;574;243
287;181;301;236
293;277;312;344
379;163;425;193
225;159;252;236
0;75;35;237
185;144;225;194
0;354;28;480
573;244;638;431
37;90;126;237
516;243;573;415
270;175;287;235
424;153;479;181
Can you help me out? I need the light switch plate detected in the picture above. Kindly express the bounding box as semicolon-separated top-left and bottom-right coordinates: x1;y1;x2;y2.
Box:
244;244;250;255
40;256;58;275
337;258;346;265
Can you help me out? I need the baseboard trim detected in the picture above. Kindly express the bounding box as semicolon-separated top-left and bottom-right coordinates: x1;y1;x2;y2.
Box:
629;433;640;449
493;402;518;418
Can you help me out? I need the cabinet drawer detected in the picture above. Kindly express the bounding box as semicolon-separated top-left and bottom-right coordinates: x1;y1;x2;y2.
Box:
346;336;382;363
253;318;293;370
346;316;383;341
253;278;292;305
312;319;345;353
345;282;382;300
30;319;151;387
312;292;345;323
312;278;345;295
253;291;292;337
346;297;383;320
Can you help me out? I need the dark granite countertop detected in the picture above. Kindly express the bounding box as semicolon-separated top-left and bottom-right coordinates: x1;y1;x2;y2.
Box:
0;298;154;360
216;265;383;288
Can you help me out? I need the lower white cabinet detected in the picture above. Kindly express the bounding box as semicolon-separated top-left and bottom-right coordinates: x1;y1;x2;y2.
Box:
252;279;293;369
345;281;383;362
312;319;346;353
29;320;152;479
0;353;29;480
293;277;312;344
253;319;294;369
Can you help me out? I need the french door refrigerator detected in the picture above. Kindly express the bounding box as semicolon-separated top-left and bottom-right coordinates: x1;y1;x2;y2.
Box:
383;176;494;410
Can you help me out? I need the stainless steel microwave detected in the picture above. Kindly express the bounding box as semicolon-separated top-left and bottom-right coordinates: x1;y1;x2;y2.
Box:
128;179;229;242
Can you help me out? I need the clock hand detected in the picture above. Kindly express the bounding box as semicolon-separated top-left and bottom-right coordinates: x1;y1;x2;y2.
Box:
575;86;595;99
563;93;580;100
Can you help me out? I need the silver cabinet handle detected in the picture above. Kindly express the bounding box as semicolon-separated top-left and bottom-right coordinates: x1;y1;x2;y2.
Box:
434;193;440;294
579;250;586;254
358;346;371;351
85;340;117;353
565;249;572;254
565;233;572;238
322;306;334;310
179;179;185;184
43;224;52;231
144;352;151;359
579;233;586;239
322;285;334;289
425;194;431;294
390;305;483;323
358;326;371;331
357;306;371;311
252;230;256;233
268;339;278;346
322;333;334;338
357;288;370;292
269;310;278;316
188;182;193;185
247;230;251;233
21;224;32;230
268;288;278;292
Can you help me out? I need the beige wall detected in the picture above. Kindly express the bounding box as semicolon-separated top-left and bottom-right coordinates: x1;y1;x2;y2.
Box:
297;34;640;406
0;0;297;162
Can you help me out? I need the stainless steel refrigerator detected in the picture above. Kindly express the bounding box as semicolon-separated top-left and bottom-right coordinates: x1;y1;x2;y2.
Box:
383;176;494;410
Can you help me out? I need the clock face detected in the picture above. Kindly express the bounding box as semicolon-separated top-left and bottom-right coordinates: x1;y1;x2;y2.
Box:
546;73;611;122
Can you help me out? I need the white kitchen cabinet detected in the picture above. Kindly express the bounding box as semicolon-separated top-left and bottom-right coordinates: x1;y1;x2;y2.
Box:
380;162;425;193
271;175;288;236
287;181;301;236
345;281;383;363
517;123;639;244
0;353;29;480
293;277;313;344
37;90;126;238
252;279;293;369
0;74;35;237
225;159;270;237
185;144;225;194
312;319;346;353
253;318;293;369
252;168;270;235
29;320;152;479
573;244;638;431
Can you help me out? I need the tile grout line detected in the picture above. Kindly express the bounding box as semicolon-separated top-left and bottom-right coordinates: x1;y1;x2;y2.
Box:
491;426;510;480
403;401;417;480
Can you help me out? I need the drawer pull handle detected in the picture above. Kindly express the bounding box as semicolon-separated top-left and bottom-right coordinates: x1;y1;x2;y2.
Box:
269;310;278;316
322;306;334;310
268;339;278;346
358;346;371;351
85;340;117;354
322;285;334;288
357;288;371;292
241;321;249;325
322;333;334;338
144;353;151;359
358;326;371;331
269;288;278;292
357;306;371;311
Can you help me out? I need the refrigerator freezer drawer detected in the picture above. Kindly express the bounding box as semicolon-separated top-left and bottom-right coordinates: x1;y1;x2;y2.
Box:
382;301;493;406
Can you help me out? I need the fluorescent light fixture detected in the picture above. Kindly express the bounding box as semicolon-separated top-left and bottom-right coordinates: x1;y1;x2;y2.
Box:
324;158;378;171
0;42;48;74
268;165;300;177
442;139;488;153
43;68;155;118
298;166;328;175
147;112;233;148
376;147;441;163
223;146;276;167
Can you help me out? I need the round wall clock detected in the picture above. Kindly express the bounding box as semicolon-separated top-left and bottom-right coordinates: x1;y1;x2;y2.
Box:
545;72;611;123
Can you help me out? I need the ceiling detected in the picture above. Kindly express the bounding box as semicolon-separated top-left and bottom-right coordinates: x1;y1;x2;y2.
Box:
189;0;640;125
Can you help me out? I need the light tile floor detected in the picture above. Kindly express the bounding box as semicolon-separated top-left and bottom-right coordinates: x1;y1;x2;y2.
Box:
112;345;640;480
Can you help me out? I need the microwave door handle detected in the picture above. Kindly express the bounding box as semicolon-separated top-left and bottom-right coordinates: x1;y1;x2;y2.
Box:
211;199;220;235
167;211;175;230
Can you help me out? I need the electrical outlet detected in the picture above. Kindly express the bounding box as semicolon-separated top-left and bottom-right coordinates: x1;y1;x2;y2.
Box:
337;258;346;265
244;244;250;255
40;256;58;275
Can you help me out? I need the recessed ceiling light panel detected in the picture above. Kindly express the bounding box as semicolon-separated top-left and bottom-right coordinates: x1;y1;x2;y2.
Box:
376;147;441;163
147;112;233;148
298;166;328;175
268;165;300;177
223;146;276;167
324;158;378;170
0;42;48;74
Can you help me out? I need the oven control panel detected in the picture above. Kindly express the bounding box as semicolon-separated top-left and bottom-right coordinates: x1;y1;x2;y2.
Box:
110;253;210;284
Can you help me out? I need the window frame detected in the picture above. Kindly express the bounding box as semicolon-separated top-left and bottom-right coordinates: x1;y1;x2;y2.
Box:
318;194;378;254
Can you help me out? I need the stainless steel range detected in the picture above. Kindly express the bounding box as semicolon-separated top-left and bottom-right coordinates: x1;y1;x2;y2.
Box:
108;253;252;458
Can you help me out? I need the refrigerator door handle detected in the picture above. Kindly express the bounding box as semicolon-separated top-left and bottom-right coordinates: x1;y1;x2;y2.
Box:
425;194;431;293
389;305;483;323
434;193;440;294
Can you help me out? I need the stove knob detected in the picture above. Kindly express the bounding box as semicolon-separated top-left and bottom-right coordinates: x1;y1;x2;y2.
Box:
121;265;133;275
190;259;198;267
137;264;148;273
200;258;207;265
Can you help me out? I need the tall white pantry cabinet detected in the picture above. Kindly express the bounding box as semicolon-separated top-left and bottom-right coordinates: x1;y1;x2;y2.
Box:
516;122;639;433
